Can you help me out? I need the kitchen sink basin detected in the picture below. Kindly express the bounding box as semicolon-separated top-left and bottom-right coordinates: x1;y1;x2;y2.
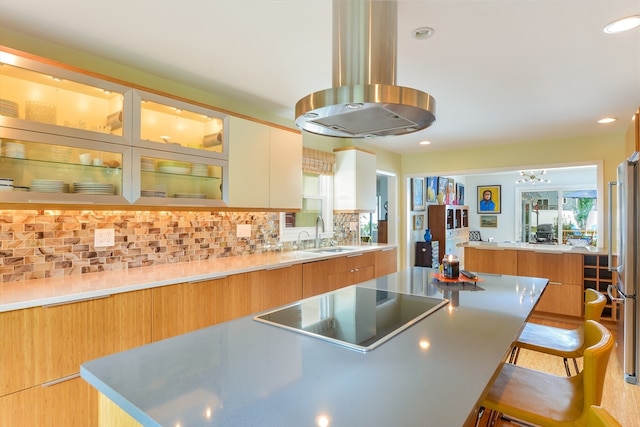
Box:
303;246;360;254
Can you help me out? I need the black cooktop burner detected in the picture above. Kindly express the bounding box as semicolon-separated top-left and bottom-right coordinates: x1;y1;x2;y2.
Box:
254;287;448;352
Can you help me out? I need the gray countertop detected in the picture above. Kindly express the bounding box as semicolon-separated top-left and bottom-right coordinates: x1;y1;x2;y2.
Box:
81;267;547;427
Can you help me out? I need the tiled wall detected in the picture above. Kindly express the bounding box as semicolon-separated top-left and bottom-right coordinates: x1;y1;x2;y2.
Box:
0;210;359;283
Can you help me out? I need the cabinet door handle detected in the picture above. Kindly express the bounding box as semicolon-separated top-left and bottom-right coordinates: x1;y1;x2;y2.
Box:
189;276;227;284
548;281;562;285
266;264;294;271
43;294;110;308
350;268;359;273
380;247;394;252
42;373;80;387
346;253;363;258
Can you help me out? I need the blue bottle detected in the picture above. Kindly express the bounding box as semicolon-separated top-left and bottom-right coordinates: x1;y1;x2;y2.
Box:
424;229;432;242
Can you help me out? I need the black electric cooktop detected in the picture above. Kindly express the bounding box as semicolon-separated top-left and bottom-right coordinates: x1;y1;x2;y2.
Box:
254;286;448;352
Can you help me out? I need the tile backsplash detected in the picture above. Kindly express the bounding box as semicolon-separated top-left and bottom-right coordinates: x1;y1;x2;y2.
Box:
0;210;358;283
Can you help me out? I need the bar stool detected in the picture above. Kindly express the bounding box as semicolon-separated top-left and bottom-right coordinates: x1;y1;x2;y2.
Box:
509;288;606;375
478;320;614;427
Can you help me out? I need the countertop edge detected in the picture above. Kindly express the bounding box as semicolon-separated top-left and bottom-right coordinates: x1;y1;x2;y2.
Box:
0;244;395;312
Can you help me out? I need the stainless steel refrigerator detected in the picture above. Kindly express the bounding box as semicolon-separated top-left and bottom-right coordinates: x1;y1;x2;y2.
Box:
608;151;639;385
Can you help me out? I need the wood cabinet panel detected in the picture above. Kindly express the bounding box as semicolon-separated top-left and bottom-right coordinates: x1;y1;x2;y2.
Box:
533;282;583;317
464;248;518;275
374;247;397;277
0;376;98;427
302;252;375;298
517;251;583;317
1;290;152;397
249;264;303;313
151;274;251;341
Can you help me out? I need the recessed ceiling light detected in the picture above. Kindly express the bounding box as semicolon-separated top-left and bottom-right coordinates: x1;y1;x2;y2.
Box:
419;140;431;145
604;15;640;34
597;117;617;124
412;27;435;40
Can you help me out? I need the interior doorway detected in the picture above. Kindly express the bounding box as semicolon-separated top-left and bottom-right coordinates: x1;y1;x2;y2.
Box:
360;172;396;244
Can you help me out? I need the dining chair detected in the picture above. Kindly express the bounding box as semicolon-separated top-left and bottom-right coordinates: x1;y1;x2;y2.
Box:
509;288;606;375
478;320;613;427
586;405;622;427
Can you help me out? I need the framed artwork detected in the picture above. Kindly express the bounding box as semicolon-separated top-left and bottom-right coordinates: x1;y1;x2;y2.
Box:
447;178;456;204
480;215;498;228
411;177;425;211
437;177;448;204
477;185;501;213
413;214;424;230
426;177;438;202
457;183;465;205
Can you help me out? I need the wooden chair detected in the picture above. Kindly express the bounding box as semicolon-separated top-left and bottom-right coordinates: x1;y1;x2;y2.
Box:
479;320;614;427
509;288;606;375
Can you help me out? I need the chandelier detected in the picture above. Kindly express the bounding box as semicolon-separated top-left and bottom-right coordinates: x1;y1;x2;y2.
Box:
516;170;550;184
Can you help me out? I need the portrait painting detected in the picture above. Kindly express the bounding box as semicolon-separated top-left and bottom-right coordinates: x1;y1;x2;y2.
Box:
477;185;501;213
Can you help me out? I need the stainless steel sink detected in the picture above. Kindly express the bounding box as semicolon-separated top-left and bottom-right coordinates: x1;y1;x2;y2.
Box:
303;246;360;254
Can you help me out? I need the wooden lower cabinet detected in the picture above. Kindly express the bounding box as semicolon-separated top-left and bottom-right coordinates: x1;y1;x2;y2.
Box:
517;252;583;317
249;264;303;312
302;252;375;298
464;247;518;275
464;247;584;317
152;274;251;341
374;247;397;278
0;376;98;427
0;289;152;427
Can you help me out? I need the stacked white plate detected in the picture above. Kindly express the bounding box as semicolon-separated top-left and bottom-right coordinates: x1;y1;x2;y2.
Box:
157;161;191;175
0;99;18;118
31;179;65;193
174;193;206;199
0;178;14;191
141;189;167;198
191;163;208;176
141;157;155;171
73;182;114;195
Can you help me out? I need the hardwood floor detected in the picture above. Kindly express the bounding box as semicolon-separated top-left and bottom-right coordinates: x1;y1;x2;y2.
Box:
488;318;640;427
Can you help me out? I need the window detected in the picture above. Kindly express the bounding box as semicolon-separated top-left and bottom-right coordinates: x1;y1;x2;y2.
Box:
519;187;597;244
279;172;333;244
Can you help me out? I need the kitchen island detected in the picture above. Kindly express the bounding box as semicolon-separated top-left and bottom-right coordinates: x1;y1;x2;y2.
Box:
81;267;548;427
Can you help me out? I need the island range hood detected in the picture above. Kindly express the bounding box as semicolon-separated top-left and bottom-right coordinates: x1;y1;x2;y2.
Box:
295;0;436;138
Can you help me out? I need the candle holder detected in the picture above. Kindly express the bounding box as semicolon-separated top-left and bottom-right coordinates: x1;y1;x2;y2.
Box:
442;254;460;279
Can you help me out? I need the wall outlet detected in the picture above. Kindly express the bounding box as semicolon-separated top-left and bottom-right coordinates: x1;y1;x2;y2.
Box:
95;228;115;247
236;224;251;238
349;222;358;231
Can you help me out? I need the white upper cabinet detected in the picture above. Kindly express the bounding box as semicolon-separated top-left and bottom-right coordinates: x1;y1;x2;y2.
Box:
333;147;376;212
227;117;301;209
269;127;302;210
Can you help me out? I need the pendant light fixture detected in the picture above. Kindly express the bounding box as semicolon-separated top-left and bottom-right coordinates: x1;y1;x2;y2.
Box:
516;170;550;185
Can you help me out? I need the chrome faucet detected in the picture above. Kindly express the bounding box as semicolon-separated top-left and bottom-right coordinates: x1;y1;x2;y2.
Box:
315;215;325;248
297;230;310;249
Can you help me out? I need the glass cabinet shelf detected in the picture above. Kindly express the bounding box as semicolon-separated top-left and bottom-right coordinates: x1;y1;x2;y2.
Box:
134;90;228;159
132;149;227;207
0;52;130;144
0;127;130;204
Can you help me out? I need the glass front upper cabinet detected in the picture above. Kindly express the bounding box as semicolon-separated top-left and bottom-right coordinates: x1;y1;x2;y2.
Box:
0;51;130;145
0;127;131;205
133;90;228;159
131;148;227;207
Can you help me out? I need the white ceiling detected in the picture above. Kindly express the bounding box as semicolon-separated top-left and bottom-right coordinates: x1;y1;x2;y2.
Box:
0;0;638;154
